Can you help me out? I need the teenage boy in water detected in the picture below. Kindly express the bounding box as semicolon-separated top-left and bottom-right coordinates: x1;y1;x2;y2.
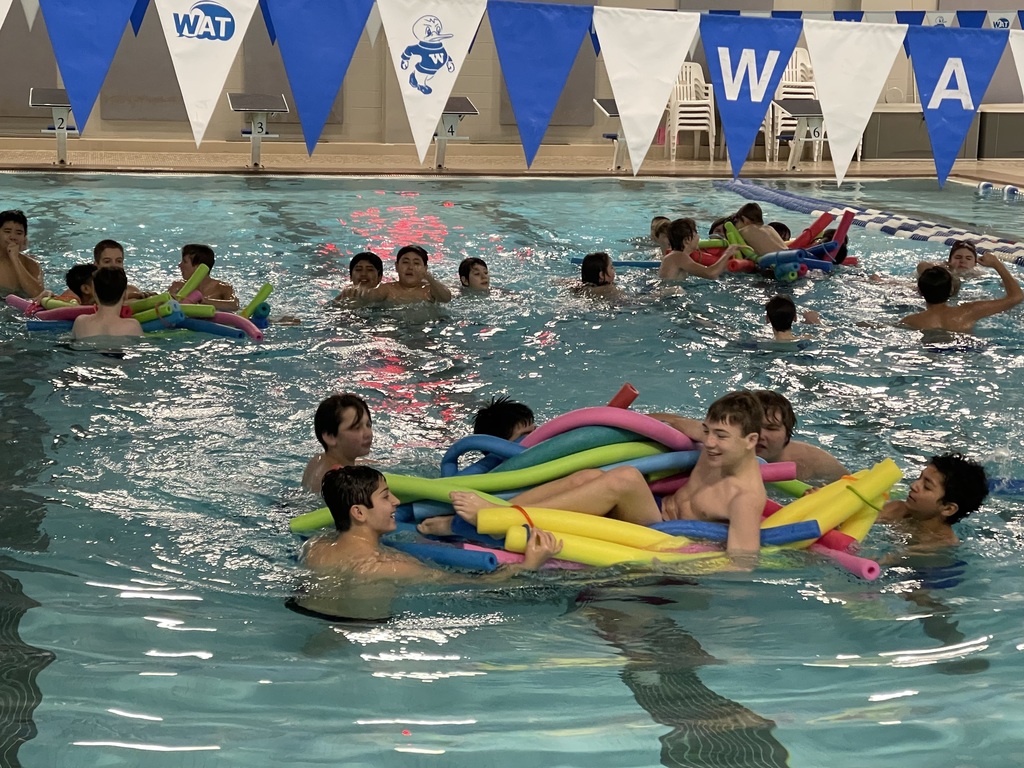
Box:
659;218;737;281
301;466;562;583
334;252;384;301
71;268;144;340
458;257;491;293
0;209;44;298
765;295;820;342
169;244;239;311
360;245;452;304
879;453;988;548
901;252;1022;333
436;392;767;556
93;239;153;301
302;393;375;495
473;396;535;441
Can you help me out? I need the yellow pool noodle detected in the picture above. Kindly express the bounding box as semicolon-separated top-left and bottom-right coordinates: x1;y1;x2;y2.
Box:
241;283;274;318
40;296;78;309
477;506;678;550
503;526;721;568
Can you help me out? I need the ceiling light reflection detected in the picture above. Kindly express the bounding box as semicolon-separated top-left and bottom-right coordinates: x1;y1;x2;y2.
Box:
74;742;219;752
107;708;163;721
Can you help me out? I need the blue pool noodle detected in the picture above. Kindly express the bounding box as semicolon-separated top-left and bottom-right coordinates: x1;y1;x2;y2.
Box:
570;257;659;269
179;317;247;339
651;519;821;546
441;434;526;477
26;319;74;332
384;540;499;572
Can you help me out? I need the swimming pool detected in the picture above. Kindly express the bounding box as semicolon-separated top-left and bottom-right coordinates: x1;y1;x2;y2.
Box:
2;173;1023;766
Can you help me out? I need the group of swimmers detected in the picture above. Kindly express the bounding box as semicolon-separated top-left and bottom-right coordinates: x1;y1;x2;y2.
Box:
298;388;991;588
0;210;240;339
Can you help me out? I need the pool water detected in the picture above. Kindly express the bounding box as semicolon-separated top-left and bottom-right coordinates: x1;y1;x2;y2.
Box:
1;173;1023;767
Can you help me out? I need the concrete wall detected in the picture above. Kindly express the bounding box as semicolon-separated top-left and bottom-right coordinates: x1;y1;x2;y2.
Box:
0;1;1020;157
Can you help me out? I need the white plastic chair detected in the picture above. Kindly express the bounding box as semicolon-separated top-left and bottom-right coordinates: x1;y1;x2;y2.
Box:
765;48;817;163
666;62;716;161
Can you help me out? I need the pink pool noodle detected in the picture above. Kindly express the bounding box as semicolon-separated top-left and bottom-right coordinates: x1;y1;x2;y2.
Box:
817;529;858;552
649;462;796;495
462;543;586;570
727;259;756;273
810;543;880;581
35;305;95;321
5;295;35;313
789;212;835;249
520;407;695;451
211;311;264;341
761;499;784;519
832;208;855;247
607;383;638;409
181;289;204;304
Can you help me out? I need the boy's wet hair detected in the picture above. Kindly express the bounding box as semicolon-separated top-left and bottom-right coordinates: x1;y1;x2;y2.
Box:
581;251;611;285
93;239;123;262
709;217;729;237
474;396;534;441
65;263;97;301
705;391;764;438
918;266;955;305
735;203;765;225
766;295;797;332
667;218;699;251
753;390;796;443
92;267;128;305
349;251;383;278
930;453;988;525
322;466;385;532
182;244;215;270
314;393;372;449
395;244;428;265
767;221;791;241
0;209;28;231
458;257;487;282
653;220;671;239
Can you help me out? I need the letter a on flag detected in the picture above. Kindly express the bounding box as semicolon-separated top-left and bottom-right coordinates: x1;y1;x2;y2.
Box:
908;25;1007;185
700;14;802;177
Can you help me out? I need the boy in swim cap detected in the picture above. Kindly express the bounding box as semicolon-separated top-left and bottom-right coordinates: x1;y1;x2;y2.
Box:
880;453;988;547
170;244;239;311
334;252;384;301
901;252;1022;333
302;394;374;494
71;268;143;340
361;245;453;304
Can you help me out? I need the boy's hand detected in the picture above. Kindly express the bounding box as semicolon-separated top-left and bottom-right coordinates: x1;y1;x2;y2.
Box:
977;252;999;269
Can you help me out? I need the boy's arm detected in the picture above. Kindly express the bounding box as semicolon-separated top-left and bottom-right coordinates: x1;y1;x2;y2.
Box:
962;254;1023;322
4;249;44;296
681;250;729;280
647;412;704;443
724;489;764;555
424;272;452;303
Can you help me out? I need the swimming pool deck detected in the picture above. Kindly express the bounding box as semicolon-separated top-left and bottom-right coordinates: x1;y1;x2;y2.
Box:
2;139;1024;186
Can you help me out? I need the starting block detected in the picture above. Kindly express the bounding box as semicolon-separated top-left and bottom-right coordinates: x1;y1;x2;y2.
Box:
30;87;78;166
594;98;627;172
433;96;478;169
226;92;289;168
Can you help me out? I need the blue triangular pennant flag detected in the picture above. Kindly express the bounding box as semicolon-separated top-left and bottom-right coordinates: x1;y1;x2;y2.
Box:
908;26;1008;186
700;14;802;177
895;11;925;56
488;0;592;167
38;0;136;132
589;20;599;57
129;0;148;35
833;11;862;23
260;0;276;44
267;0;374;154
771;11;801;19
955;11;987;29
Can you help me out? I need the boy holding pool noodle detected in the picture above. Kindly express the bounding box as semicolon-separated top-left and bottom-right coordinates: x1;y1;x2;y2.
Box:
169;244;239;311
302;394;374;495
733;203;787;257
659;218;738;281
446;392;767;557
879;453;988;548
71;268;143;340
300;466;562;584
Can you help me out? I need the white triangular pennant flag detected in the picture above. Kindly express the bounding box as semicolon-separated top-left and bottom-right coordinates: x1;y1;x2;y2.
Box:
378;0;485;163
154;0;258;146
924;11;953;28
802;12;831;22
592;8;699;174
1010;30;1024;95
988;11;1015;31
804;20;907;185
0;0;15;29
365;2;381;46
20;0;37;28
744;11;770;19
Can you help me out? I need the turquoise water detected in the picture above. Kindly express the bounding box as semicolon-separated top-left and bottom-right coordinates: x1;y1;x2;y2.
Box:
1;174;1023;766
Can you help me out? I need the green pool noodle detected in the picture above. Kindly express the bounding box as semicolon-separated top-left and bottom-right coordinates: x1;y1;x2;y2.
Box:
241;283;274;318
128;292;171;314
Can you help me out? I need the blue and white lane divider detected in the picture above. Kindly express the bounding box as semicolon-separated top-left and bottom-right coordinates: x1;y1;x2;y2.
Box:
714;179;1024;265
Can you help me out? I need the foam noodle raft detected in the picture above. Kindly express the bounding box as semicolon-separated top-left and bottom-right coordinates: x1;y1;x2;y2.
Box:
503;525;720;568
476;506;678;549
519;407;694;451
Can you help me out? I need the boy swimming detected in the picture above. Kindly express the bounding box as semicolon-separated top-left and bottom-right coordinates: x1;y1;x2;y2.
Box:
302;393;374;494
170;244;239;311
71;268;144;340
